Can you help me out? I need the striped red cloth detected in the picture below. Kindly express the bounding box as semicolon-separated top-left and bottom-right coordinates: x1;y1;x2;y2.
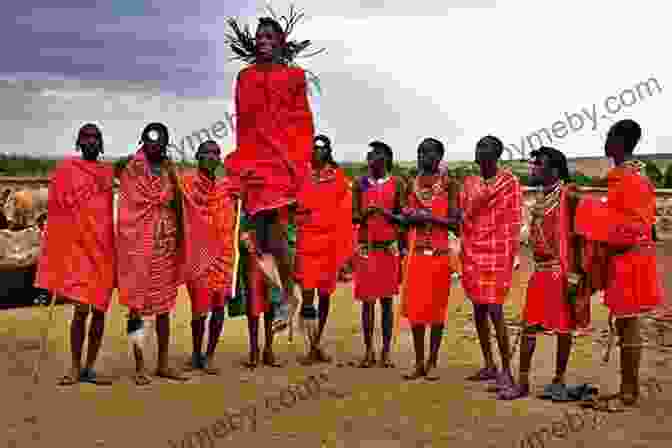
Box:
459;169;522;304
117;150;221;316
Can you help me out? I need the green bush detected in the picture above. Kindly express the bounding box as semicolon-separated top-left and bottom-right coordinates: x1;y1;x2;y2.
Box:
664;164;672;189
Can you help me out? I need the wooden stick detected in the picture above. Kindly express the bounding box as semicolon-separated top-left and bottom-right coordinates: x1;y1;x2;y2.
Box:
32;292;58;384
230;198;243;298
393;228;416;352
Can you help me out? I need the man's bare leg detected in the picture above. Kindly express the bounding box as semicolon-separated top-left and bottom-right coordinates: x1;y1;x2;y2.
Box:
299;288;319;364
186;311;207;371
379;297;394;368
404;325;426;380
466;303;498;381
78;309;114;385
58;303;87;385
490;306;514;388
358;302;375;367
128;312;151;385
498;330;535;399
244;292;260;369
263;307;285;367
314;292;332;362
425;324;444;380
155;312;188;381
203;307;225;375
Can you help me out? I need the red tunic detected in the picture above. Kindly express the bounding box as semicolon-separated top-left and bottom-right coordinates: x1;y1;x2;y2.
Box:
523;184;575;333
402;175;456;325
224;64;314;216
575;164;662;317
294;166;352;295
352;176;404;301
459;170;522;304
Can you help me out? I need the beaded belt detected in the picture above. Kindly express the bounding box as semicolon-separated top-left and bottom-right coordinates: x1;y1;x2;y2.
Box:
534;258;561;272
413;247;451;257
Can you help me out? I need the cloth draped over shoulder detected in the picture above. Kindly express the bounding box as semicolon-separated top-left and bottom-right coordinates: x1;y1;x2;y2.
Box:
574;164;662;317
179;171;235;293
35;157;116;312
458;169;522;304
224;64;315;216
116;150;222;316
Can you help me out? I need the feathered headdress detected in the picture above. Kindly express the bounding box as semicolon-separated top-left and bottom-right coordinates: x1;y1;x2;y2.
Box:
225;4;324;93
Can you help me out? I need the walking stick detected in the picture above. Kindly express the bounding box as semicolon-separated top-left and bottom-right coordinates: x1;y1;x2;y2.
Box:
32;292;58;384
394;228;416;352
230;198;243;298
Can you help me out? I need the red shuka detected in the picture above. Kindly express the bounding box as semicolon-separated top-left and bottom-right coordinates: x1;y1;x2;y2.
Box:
402;175;456;325
352;176;404;301
523;185;575;333
459;169;522;304
575;164;662;317
224;64;314;216
294;166;352;295
35;158;116;312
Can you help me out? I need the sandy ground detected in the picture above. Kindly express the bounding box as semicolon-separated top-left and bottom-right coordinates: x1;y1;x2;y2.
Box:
1;248;671;448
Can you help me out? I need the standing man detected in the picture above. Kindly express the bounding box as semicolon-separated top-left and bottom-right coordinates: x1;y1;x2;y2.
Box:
352;141;406;368
576;120;662;407
400;138;461;380
180;141;236;374
116;123;219;385
36;123;116;386
460;136;522;390
224;10;323;334
497;147;577;400
294;135;353;363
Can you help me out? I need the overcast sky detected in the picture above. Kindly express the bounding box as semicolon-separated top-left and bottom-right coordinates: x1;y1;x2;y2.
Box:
1;0;669;162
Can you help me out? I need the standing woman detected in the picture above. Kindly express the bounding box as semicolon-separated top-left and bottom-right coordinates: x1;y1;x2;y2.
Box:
224;7;324;335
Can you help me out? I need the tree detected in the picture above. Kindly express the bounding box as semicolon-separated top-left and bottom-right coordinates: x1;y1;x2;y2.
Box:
644;161;664;188
664;164;672;189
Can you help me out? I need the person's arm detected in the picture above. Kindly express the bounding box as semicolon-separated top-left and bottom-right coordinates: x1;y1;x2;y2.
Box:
351;178;363;225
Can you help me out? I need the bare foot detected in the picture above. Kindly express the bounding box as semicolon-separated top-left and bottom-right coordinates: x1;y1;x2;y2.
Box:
424;360;439;381
378;352;394;368
357;352;375;368
403;365;426;380
155;367;189;382
242;351;259;370
314;347;333;364
57;368;79;386
262;349;286;367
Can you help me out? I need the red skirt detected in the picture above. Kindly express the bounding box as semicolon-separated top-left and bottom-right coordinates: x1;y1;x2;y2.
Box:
523;270;574;333
353;250;399;301
186;282;229;314
294;231;338;296
605;249;662;317
402;255;452;325
248;257;271;318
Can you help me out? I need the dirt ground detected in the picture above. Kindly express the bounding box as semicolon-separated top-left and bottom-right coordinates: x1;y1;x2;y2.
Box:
1;248;671;448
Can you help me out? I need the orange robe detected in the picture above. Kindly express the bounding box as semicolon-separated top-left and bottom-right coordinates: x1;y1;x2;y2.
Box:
180;171;235;313
225;64;314;216
294;166;352;295
35;158;116;312
575;165;662;317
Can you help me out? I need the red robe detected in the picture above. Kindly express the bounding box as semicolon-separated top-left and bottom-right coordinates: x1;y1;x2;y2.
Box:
352;176;404;301
224;64;314;216
523;184;575;333
575;164;662;317
117;151;221;316
35;158;116;312
459;170;522;304
401;175;456;325
294;166;352;295
180;171;236;313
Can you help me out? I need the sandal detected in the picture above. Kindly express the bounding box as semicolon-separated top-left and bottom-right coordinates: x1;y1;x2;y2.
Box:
79;368;114;385
57;374;78;386
466;367;498;382
133;372;152;386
